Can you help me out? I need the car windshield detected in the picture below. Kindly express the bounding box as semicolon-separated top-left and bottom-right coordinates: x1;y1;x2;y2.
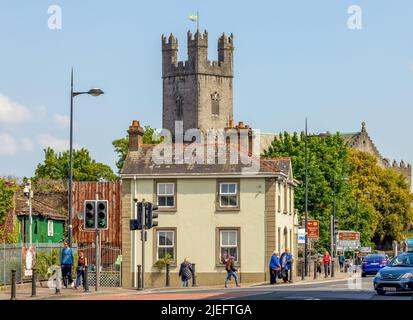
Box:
389;254;413;267
364;255;385;261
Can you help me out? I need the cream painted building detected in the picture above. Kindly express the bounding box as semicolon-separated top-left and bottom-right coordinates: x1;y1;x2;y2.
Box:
120;121;299;288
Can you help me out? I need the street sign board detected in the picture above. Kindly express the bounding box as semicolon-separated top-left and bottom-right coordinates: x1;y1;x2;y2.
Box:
337;231;360;241
298;228;305;244
307;220;319;239
337;231;360;250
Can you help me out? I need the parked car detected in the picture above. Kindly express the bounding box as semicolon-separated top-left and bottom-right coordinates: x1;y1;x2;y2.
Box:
361;254;389;277
373;252;413;295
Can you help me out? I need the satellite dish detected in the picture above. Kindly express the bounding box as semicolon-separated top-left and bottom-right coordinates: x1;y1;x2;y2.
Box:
77;211;84;220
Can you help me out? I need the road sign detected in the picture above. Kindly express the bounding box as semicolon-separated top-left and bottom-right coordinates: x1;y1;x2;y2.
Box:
337;231;360;241
298;228;305;244
307;220;319;239
337;231;360;249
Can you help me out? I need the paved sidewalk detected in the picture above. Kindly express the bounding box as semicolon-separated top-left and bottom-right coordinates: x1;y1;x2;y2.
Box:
0;271;355;300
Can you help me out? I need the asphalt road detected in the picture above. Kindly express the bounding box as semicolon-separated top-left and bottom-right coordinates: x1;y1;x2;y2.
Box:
209;277;413;300
75;277;413;300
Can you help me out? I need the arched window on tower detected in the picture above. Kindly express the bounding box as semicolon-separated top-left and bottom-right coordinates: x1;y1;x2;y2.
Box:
176;95;183;119
211;92;220;116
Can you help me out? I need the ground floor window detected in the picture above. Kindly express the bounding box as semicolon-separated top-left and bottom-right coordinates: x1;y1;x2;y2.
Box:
156;230;175;261
219;229;239;263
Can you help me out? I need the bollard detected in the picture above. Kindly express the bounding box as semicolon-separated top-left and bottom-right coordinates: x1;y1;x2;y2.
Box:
289;263;293;283
166;263;170;287
10;269;16;300
301;261;305;280
84;267;89;292
137;265;142;290
331;260;335;278
55;266;61;294
313;261;317;279
192;263;197;287
31;268;37;297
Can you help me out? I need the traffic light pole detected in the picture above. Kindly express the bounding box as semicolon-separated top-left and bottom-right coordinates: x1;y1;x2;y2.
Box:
95;229;100;291
141;201;146;290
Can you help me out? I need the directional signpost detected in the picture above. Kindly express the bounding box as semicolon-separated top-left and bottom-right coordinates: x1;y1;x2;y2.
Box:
307;220;319;239
336;231;360;250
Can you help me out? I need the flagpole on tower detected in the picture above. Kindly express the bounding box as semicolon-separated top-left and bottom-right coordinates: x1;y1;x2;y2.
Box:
197;11;200;31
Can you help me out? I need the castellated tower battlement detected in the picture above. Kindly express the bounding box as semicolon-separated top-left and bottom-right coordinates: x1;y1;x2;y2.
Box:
162;30;234;137
162;30;234;79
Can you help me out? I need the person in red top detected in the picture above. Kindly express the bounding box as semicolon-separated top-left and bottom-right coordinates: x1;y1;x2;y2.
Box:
322;251;331;277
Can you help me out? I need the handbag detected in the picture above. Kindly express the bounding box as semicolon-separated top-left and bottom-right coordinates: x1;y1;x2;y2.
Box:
76;265;84;272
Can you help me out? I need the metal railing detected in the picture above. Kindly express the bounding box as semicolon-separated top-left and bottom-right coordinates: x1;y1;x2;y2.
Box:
0;243;77;286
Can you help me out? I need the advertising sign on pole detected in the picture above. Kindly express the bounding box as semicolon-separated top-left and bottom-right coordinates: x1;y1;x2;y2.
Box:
22;246;36;276
298;228;305;244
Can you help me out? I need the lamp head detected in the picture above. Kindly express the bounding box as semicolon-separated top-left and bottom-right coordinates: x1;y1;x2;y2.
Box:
87;88;104;96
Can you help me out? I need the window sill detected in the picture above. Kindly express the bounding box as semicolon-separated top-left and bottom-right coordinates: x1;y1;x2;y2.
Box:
215;207;240;213
157;207;177;213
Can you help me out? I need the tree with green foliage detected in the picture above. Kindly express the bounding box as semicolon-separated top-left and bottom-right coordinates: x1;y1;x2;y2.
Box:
262;132;413;251
34;147;117;182
0;179;16;227
263;132;353;251
348;149;413;245
112;125;162;173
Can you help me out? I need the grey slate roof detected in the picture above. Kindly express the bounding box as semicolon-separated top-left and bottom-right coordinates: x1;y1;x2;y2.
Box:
121;144;291;177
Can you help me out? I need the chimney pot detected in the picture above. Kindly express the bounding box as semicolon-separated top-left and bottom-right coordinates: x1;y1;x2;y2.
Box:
238;121;244;128
229;118;234;129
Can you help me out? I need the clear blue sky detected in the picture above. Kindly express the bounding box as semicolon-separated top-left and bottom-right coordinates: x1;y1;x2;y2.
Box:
1;0;412;179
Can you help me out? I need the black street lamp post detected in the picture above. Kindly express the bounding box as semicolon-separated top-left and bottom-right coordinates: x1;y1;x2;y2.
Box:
68;69;104;246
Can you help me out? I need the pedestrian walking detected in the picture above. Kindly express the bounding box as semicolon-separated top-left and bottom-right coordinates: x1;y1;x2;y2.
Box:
75;251;87;289
322;251;331;277
279;248;293;283
61;241;74;289
316;254;322;274
338;252;345;272
224;256;240;288
269;251;280;285
178;257;193;288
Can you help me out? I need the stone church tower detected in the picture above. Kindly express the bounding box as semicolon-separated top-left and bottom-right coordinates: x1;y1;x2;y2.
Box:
162;30;234;137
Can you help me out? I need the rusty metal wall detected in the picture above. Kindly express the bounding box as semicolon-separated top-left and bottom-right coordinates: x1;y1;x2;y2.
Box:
72;182;121;248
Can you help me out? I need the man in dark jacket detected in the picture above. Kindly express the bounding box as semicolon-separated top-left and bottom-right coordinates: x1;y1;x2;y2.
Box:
61;242;74;288
269;251;280;284
178;257;193;287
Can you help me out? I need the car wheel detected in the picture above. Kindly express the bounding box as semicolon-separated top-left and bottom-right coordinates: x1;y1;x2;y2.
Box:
376;290;385;296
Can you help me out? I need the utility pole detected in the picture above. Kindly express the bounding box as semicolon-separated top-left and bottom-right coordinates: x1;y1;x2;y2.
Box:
304;118;309;277
24;180;33;245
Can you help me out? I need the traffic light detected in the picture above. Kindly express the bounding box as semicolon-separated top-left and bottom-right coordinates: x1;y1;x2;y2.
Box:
84;200;96;230
333;218;339;235
145;202;159;229
96;200;109;230
130;201;144;230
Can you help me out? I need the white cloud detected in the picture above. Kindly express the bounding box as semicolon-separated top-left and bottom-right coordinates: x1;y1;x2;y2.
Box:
53;113;70;129
0;94;31;123
37;134;79;152
0;133;18;155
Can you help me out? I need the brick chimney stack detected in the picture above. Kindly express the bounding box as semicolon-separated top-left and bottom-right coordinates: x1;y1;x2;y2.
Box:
127;120;144;151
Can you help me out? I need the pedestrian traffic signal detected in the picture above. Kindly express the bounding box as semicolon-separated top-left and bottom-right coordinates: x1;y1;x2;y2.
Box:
130;219;140;231
84;200;96;230
333;218;339;235
145;202;159;229
96;200;109;230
